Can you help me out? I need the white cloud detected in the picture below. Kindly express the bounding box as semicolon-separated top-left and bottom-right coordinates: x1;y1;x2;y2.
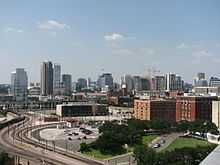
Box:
104;33;125;41
192;50;211;58
4;27;23;33
176;43;188;49
37;20;70;30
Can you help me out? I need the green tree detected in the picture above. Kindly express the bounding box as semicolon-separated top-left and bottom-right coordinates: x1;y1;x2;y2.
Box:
133;145;157;165
80;143;90;152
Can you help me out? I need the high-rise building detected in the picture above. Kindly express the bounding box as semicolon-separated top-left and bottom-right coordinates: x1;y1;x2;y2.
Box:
154;76;166;91
77;78;87;89
87;78;91;88
53;63;61;93
11;68;28;101
140;77;150;91
40;61;53;96
166;73;183;91
209;77;220;87
121;75;134;92
62;74;72;96
197;73;206;80
97;73;113;91
133;76;142;92
194;72;208;87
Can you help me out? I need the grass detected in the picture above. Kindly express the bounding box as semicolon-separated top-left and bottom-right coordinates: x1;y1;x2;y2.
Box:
142;135;158;146
83;149;115;159
83;135;158;159
164;137;216;152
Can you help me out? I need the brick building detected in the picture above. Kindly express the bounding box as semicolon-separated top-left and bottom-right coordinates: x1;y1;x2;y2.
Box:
134;99;176;121
176;96;218;122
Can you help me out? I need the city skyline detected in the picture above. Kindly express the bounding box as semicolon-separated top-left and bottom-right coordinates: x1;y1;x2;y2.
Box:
1;1;220;83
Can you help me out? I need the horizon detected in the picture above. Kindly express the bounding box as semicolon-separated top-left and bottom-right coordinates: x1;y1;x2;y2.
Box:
1;0;220;83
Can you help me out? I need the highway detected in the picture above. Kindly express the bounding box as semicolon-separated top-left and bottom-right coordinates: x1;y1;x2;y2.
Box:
0;114;104;165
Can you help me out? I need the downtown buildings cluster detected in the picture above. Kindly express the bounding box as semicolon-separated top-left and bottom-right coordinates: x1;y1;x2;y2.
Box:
1;61;220;129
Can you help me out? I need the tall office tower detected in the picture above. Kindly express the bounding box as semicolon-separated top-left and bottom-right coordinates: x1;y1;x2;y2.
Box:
140;77;151;91
121;75;134;92
154;76;166;91
197;73;206;80
77;78;87;89
62;74;72;96
11;68;28;101
166;73;183;91
194;72;208;87
53;63;61;94
133;76;142;92
97;73;114;91
40;61;53;96
209;77;220;87
87;78;91;88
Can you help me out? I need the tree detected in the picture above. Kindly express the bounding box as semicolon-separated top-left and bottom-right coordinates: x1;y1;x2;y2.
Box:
133;145;157;165
80;143;90;152
0;152;9;165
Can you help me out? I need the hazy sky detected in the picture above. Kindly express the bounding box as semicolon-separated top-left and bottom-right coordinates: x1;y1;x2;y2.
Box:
0;0;220;83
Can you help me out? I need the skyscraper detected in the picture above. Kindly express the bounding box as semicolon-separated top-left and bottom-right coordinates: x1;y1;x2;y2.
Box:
40;61;53;96
194;72;208;87
97;73;113;91
133;76;142;92
53;63;61;94
62;74;72;96
11;68;28;101
154;76;166;91
77;78;87;89
121;75;134;92
166;73;184;91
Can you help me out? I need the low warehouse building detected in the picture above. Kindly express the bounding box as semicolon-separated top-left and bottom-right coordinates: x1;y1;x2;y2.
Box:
56;102;108;117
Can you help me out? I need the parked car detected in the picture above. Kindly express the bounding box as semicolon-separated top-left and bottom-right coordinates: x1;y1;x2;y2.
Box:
153;143;160;148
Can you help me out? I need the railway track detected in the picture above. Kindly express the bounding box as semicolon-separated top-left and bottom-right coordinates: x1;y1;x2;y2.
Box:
0;115;104;165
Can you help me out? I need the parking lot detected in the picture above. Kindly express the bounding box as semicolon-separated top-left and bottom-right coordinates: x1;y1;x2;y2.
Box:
39;125;100;152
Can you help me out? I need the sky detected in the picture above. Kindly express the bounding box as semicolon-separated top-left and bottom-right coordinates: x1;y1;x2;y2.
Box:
0;0;220;83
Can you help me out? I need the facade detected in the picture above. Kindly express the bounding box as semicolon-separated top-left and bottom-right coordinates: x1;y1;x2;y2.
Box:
53;63;61;94
56;103;108;117
209;77;220;87
28;83;40;96
194;72;208;87
134;99;176;121
154;76;166;91
133;76;142;92
140;77;150;91
166;73;183;91
77;78;87;89
212;101;220;128
97;73;114;91
176;96;218;122
11;68;28;102
62;74;72;96
193;86;220;96
121;75;134;92
40;61;53;96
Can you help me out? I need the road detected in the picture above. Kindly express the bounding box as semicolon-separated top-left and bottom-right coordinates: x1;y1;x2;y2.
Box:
0;114;104;165
149;133;183;152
